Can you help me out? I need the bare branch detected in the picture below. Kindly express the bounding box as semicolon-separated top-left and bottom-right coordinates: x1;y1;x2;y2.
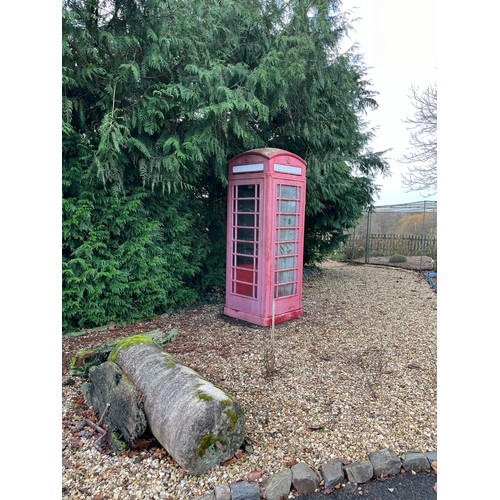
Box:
400;84;437;194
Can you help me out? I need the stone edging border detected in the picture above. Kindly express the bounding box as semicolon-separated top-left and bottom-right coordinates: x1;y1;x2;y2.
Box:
196;447;437;499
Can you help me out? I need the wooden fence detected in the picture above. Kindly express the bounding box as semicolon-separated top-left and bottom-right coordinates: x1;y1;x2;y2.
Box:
341;234;437;259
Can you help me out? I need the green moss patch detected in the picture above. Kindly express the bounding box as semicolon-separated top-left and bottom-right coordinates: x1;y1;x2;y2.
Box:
196;390;214;402
197;434;217;456
224;410;238;432
108;335;156;362
70;348;107;377
69;348;92;371
70;330;178;377
109;430;129;453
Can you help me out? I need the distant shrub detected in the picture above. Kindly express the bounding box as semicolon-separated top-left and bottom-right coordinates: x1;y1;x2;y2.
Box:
388;254;407;263
342;243;365;260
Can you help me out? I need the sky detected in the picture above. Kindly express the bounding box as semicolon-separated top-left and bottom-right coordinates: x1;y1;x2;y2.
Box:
340;0;437;206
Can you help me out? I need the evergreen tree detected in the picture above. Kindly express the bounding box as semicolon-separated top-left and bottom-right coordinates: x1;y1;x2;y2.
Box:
62;0;388;329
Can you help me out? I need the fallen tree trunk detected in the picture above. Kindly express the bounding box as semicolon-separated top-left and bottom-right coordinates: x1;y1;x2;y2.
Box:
70;328;179;377
109;337;245;475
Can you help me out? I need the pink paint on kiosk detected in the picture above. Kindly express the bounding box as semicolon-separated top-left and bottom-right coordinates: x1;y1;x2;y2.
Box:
224;148;307;326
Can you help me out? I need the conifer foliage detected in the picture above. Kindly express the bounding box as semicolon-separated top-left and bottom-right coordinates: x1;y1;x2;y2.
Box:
62;0;388;329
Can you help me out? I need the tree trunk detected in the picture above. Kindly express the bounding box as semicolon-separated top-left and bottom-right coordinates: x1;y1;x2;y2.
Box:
70;329;179;377
111;340;245;475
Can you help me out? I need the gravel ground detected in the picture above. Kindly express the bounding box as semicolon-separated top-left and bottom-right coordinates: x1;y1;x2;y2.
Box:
62;261;437;499
347;255;435;271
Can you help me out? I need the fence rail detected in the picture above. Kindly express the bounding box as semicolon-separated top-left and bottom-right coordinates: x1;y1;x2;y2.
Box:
343;234;437;259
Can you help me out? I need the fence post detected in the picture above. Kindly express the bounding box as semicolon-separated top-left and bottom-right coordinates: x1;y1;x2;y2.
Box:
364;208;372;264
419;201;427;272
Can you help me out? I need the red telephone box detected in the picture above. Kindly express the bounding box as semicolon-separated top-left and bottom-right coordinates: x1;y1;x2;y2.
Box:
224;148;307;326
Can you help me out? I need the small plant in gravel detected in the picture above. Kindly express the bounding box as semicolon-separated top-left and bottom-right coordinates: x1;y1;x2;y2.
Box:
388;254;407;263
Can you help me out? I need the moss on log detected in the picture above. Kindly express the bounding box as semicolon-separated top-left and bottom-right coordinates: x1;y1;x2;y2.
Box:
69;329;179;377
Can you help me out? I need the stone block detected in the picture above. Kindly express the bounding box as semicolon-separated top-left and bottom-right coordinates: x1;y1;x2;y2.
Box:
263;468;292;500
291;462;320;494
231;481;260;500
402;452;430;472
368;448;401;477
344;461;374;484
196;493;215;500
321;460;344;488
214;483;231;500
425;451;437;467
